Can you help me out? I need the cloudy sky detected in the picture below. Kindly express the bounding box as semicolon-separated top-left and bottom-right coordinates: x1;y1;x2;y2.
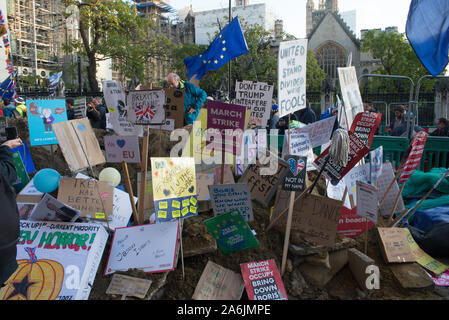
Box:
168;0;413;38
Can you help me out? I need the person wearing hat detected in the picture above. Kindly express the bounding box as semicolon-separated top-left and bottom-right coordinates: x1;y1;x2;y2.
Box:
268;100;280;130
14;97;26;118
2;98;17;118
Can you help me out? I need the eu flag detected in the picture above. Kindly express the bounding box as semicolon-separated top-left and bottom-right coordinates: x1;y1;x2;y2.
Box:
184;17;248;80
0;71;17;100
406;0;449;76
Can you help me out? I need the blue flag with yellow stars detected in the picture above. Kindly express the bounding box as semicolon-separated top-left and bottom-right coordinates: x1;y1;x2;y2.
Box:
184;16;248;80
0;71;17;100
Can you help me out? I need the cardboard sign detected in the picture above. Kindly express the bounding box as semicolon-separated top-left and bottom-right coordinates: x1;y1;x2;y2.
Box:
73;97;87;119
105;220;179;275
105;135;141;163
103;80;142;136
313;131;370;185
12;151;29;193
377;228;415;264
163;88;185;129
29;194;81;222
239;155;289;207
57;177;114;221
151;157;198;222
337;206;374;238
282;155;307;192
240;260;288;300
106;274;152;299
377;162;405;216
52;118;106;172
356;181;378;224
197;173;214;201
282;132;315;171
127;90;166;125
235;80;274;128
370;146;383;183
278;39;308;118
271;193;343;247
206;101;246;156
11;142;35;174
27;99;68;146
286;116;336;149
208;183;253;221
338;66;364;127
350;111;382;149
204;209;259;255
398;131;428;184
0;221;108;300
192;261;245;300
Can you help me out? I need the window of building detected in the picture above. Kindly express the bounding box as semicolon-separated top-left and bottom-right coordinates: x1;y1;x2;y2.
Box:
315;42;347;81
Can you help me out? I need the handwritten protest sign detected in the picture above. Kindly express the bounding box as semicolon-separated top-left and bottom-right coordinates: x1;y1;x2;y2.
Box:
338;66;364;127
278;39;307;118
103;80;142;136
208;183;253;221
57;177;114;221
151;157;198;223
105;220;179;275
206;101;246;156
127;90;166;126
356;181;378;224
271;193;343;247
337;206;374;238
370;146;383;183
376;162;405;216
30;194;81;222
377;228;415;264
284;116;336;149
239;155;289;207
343;163;370;207
204;209;259;255
163;88;185;129
73;97;87;119
106;274;152;299
105;135;141;163
27;99;67;146
193;261;245;300
282;132;315;171
240;260;288;300
235;80;274;128
398;131;428;184
282;155;307;192
52;118;106;172
0;221;108;300
327;179;351;208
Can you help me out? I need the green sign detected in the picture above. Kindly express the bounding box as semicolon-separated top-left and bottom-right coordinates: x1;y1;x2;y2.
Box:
12;151;30;193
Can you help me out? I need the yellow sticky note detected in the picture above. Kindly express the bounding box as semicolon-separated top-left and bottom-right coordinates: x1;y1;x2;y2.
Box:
190;196;197;206
182;199;190;207
158;211;167;219
159;201;168;210
172;210;181;218
189;206;197;214
95;212;105;219
181;207;189;216
172;200;181;209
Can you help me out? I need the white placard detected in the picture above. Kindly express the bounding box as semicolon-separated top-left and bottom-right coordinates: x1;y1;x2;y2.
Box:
105;135;141;163
327;179;351;208
370;146;383;183
286;116;336;149
126;90;166;125
376;162;405;216
278;39;308;118
105;220;179;275
282;131;315;171
343;163;370;207
208;183;253;222
356;180;378;224
338;67;363;128
148;118;175;131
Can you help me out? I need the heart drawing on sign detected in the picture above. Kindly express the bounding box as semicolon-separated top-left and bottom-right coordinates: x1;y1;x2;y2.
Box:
288;158;305;176
116;139;126;148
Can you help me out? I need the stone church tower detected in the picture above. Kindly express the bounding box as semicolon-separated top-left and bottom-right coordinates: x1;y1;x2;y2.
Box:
306;0;339;37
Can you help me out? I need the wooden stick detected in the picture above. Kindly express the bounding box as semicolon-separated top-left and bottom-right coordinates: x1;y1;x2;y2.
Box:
122;161;139;225
364;218;369;255
387;183;406;224
281;190;295;276
138;126;150;225
179;220;185;280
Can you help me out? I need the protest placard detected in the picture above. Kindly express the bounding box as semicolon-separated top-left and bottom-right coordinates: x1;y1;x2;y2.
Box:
282;155;307;192
58;177;114;221
26;99;68;146
285;116;336;149
105;220;179;275
278;39;307;118
148;119;175;131
239;155;289;207
370;146;383;183
398;131;428;184
151;157;198;223
29;194;81;222
376;162;405;216
377;227;415;264
282;132;315;171
356;181;378;224
127;90;166;126
338;66;364;127
73;97;87;119
103;80;142;136
235;128;267;175
337;206;374;238
343;163;370;207
204;209;259;255
11;142;35;174
163;88;185;129
350;111;382;149
0;221;108;300
106;274;152;299
206;101;246;156
235;80;274;128
197;173;214;201
52;118;106;172
105;135;141;163
240;259;288;300
12;151;29;193
17;203;36;220
327;179;351;208
192;261;245;300
15;178;43;204
208;183;253;221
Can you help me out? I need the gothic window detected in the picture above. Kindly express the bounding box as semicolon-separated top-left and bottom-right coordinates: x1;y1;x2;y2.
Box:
315;42;347;81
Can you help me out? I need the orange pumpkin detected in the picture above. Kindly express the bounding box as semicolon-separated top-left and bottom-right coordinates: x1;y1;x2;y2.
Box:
0;247;64;300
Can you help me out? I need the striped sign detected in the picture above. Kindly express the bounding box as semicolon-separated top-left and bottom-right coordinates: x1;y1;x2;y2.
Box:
398;131;428;184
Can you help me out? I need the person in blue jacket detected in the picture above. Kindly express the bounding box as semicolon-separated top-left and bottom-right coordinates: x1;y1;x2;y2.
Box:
167;73;207;125
320;105;339;133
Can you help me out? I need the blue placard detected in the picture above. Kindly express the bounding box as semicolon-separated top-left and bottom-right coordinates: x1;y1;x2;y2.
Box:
26;99;67;146
11;142;35;174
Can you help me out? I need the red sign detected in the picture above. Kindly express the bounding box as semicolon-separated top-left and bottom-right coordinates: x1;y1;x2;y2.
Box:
398;131;428;184
337;206;374;238
240;259;288;300
350;112;382;149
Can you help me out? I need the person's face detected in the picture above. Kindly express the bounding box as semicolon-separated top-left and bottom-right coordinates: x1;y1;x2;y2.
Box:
394;110;402;118
437;121;445;129
332;108;338;116
167;76;179;88
363;104;372;112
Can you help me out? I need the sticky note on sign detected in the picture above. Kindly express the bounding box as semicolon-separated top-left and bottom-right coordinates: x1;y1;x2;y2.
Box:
172;210;181;218
159;201;168;210
95;212;105;219
181;207;189;216
172;200;181;209
158;211;167;219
